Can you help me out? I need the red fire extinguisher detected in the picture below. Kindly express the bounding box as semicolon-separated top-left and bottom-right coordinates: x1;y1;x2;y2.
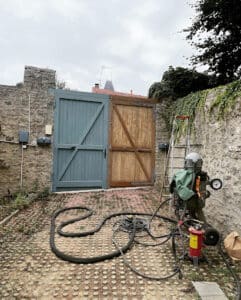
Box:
189;226;204;259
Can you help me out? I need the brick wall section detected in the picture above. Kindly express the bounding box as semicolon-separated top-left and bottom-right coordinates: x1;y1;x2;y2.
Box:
0;66;56;196
155;89;241;234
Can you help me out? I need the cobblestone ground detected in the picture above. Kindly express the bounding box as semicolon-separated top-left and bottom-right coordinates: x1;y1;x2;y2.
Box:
0;188;240;299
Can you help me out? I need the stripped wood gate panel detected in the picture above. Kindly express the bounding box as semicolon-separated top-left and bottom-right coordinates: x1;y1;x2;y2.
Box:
109;96;155;187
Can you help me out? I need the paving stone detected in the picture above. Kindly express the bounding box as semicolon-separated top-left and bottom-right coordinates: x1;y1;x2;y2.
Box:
0;189;240;299
192;281;228;299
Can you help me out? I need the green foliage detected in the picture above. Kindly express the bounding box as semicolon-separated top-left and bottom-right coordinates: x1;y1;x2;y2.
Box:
170;79;241;138
209;80;241;119
4;186;51;213
148;82;166;100
12;193;30;210
171;89;208;138
185;0;241;84
148;66;213;101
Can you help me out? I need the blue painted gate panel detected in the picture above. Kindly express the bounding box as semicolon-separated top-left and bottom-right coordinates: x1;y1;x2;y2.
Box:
53;90;109;191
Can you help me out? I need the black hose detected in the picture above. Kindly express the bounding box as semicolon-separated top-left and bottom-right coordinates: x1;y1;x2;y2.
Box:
112;228;181;281
149;197;172;223
50;206;177;264
134;234;172;247
145;226;172;239
113;216;174;246
217;240;241;300
170;228;185;279
50;204;241;297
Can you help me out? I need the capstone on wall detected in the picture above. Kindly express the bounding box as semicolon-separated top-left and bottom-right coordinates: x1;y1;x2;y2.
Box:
155;89;241;235
0;66;56;197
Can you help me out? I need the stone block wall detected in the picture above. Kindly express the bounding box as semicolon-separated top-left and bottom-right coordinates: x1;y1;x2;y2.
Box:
0;66;56;197
155;99;171;189
193;92;241;234
155;87;241;234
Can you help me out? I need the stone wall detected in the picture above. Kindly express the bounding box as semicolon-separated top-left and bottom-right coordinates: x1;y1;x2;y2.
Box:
156;87;241;234
0;66;56;197
155;99;171;189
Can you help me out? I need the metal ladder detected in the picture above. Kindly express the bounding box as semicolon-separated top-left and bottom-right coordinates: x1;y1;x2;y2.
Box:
161;115;191;199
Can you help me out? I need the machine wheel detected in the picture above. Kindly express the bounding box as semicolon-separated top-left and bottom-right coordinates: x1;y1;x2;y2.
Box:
204;228;220;246
210;178;223;190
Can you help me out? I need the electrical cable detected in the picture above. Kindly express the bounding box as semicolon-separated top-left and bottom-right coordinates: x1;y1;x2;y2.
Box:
112;227;181;281
50;201;241;297
113;216;173;246
50;206;177;265
149;197;172;223
170;230;183;279
217;238;241;300
134;234;172;247
114;217;184;280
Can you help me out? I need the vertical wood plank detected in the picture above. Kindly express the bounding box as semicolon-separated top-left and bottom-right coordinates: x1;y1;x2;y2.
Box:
113;104;150;181
109;97;155;187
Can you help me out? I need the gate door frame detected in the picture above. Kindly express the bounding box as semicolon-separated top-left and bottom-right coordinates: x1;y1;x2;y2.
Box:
52;89;109;192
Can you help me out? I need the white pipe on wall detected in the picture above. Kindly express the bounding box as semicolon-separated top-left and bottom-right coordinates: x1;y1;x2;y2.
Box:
28;94;31;142
20;145;24;189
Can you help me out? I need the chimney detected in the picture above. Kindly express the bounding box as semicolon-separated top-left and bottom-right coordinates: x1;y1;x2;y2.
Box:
94;83;99;89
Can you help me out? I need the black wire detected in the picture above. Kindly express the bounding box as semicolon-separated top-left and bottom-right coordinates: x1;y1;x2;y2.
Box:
145;226;172;239
134;235;172;247
149;197;172;223
50;206;177;264
112;227;181;281
114;216;173;246
112;217;149;233
50;205;182;281
112;218;184;280
50;202;241;296
217;239;241;300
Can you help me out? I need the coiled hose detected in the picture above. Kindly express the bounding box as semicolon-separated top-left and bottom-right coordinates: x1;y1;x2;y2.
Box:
50;203;241;297
50;206;177;265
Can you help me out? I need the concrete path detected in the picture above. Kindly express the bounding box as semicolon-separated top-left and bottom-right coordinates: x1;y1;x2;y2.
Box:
0;189;239;299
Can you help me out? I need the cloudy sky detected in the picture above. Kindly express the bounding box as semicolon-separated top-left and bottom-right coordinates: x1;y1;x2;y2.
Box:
0;0;196;95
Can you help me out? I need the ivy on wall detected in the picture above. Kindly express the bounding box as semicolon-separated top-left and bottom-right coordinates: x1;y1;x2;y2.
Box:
171;89;208;138
209;80;241;119
169;80;241;137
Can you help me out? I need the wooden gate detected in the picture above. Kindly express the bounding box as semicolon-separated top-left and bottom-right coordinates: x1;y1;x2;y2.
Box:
53;90;109;191
109;96;155;187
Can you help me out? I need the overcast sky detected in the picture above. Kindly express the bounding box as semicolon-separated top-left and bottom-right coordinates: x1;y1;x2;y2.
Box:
0;0;196;95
